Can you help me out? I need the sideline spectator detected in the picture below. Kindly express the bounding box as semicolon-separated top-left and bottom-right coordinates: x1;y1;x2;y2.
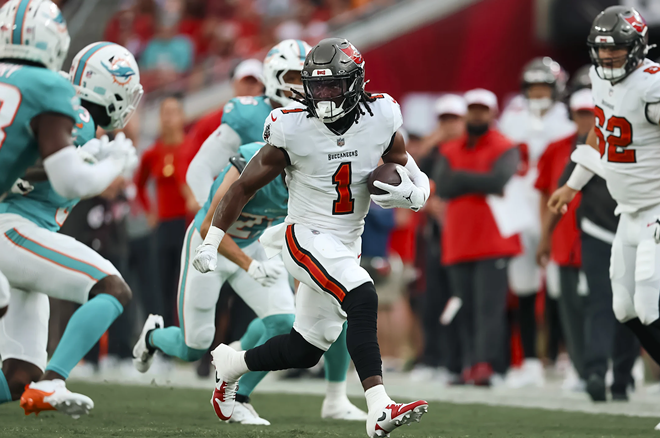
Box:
411;94;466;382
535;88;593;390
140;3;194;90
135;95;198;328
434;89;521;386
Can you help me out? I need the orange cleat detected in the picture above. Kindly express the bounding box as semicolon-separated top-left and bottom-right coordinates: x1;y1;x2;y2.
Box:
20;380;93;418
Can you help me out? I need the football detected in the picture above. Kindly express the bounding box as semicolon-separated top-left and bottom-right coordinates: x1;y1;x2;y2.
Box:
367;163;402;195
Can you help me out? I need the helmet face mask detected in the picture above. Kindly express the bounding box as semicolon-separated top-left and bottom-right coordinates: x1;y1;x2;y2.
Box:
301;38;366;123
587;6;650;83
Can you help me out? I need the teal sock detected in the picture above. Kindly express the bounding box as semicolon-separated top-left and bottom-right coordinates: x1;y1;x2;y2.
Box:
241;318;266;350
149;326;206;362
324;322;349;382
45;294;123;379
0;370;11;404
237;313;294;397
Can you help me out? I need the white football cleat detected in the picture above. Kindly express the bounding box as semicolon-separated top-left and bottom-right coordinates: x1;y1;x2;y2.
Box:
366;400;428;437
133;314;164;373
210;344;242;421
20;379;94;418
322;396;368;421
505;358;545;389
228;402;271;425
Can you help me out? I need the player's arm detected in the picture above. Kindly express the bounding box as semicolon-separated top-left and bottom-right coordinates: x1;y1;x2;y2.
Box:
434;148;519;199
548;129;599;214
186;123;242;205
37;115;135;199
375;131;430;211
192;145;287;273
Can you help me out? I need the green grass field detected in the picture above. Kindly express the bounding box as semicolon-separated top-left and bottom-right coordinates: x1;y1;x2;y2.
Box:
0;382;657;438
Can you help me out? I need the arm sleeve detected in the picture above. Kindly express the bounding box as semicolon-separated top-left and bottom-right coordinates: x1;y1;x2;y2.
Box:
43;146;123;199
134;149;154;213
436;148;519;199
186;123;242;204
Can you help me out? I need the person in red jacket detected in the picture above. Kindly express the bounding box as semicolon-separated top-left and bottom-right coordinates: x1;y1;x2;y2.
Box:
535;88;594;391
434;89;521;386
135;95;198;328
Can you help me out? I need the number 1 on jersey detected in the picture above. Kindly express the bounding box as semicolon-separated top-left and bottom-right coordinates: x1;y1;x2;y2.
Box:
332;162;354;215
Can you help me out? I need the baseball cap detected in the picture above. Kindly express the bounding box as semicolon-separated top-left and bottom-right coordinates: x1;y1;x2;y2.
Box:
569;88;594;112
464;88;498;111
233;59;263;82
434;94;467;117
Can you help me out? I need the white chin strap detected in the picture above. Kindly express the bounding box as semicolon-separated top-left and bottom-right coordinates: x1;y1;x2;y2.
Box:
315;101;345;122
596;65;627;81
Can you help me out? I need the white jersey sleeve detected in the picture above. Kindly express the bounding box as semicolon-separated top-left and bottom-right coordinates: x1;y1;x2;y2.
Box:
641;62;660;103
186;123;242;205
263;107;289;149
378;93;403;135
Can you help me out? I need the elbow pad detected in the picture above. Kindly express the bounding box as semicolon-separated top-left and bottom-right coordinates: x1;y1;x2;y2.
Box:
571;144;605;179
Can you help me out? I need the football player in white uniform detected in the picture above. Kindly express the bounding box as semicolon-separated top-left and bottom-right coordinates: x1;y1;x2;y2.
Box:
499;56;575;388
550;6;660;377
193;38;430;438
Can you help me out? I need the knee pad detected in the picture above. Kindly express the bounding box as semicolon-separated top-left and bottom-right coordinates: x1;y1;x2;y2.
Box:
289;329;324;369
612;283;636;323
341;282;378;315
262;314;294;337
186;323;215;351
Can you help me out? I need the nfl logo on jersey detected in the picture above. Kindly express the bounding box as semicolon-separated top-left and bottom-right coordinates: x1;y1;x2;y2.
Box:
337;137;345;147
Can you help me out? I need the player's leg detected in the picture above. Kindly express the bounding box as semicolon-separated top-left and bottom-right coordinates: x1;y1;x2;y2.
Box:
0;288;93;416
223;245;296;424
0;269;8;318
608;214;660;365
136;225;221;368
507;230;543;388
238;318;266;350
0;215;128;415
211;225;427;435
0;289;48;404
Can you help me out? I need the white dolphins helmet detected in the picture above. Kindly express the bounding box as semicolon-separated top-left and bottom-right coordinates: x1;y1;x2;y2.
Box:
69;42;143;130
0;0;70;71
263;39;311;107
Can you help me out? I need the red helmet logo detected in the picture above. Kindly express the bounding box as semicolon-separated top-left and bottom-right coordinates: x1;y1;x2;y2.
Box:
340;43;364;66
624;10;647;34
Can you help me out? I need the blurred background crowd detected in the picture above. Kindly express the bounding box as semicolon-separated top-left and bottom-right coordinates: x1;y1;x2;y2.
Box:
17;0;660;397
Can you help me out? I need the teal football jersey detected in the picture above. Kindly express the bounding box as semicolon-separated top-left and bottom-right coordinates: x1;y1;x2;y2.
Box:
193;142;288;248
0;63;78;194
0;106;96;231
221;96;273;145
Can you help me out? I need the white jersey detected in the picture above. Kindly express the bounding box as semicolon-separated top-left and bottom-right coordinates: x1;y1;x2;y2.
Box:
499;95;576;166
498;96;575;235
263;94;402;243
591;60;660;214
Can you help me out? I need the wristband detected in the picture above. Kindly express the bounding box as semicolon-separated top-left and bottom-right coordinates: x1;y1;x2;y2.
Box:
566;164;594;191
203;226;226;249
